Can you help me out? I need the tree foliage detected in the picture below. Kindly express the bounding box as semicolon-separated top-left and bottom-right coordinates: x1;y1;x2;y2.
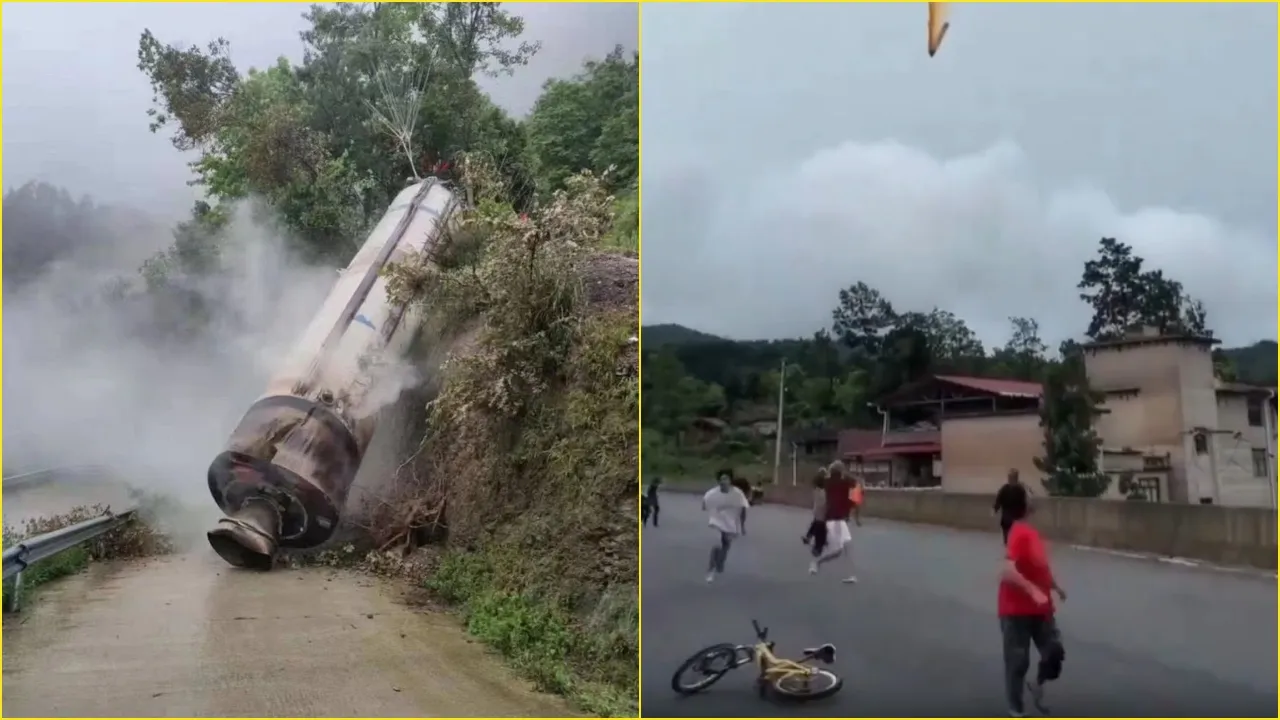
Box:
644;233;1265;478
526;45;638;195
1078;237;1209;341
1034;342;1109;498
132;2;635;271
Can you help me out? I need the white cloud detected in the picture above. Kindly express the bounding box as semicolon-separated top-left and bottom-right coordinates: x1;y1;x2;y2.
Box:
642;138;1276;347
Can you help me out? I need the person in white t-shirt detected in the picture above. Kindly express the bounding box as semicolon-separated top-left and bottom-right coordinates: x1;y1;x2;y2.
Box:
702;472;750;583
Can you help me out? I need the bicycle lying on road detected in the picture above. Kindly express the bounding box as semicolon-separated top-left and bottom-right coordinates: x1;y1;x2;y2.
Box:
670;619;843;701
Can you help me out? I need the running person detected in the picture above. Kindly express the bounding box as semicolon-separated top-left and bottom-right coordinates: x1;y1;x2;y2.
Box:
803;469;830;574
849;474;865;526
642;476;661;527
813;460;857;583
999;495;1067;717
993;469;1028;545
702;472;749;583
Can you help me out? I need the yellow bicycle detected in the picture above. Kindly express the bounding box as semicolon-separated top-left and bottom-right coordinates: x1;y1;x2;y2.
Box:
671;619;843;701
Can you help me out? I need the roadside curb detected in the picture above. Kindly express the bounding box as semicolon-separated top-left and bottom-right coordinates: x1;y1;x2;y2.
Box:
1066;543;1278;580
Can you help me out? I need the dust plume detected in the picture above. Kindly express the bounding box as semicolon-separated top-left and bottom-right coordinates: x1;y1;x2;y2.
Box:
3;199;343;545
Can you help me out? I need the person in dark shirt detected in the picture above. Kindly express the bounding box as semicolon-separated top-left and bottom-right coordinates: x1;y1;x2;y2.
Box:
642;476;661;527
992;469;1029;546
802;468;830;573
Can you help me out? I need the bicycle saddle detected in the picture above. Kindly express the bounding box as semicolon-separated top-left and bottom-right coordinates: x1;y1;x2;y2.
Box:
802;644;837;664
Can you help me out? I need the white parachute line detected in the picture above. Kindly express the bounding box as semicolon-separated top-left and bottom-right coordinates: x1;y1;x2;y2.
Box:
366;53;433;180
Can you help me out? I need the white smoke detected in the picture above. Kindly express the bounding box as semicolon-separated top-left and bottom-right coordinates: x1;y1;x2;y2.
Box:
2;201;337;520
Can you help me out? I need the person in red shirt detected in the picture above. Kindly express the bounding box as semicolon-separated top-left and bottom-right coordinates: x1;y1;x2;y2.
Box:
814;460;857;583
998;497;1067;717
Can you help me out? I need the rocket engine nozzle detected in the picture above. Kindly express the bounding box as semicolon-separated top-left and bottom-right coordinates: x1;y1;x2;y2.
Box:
207;397;360;570
207;498;281;570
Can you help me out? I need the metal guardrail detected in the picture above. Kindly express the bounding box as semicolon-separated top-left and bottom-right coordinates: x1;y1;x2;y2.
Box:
2;507;136;580
2;507;137;612
3;464;135;611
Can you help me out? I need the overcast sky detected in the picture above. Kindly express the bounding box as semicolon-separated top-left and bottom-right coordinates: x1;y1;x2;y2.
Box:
3;2;637;221
641;3;1277;348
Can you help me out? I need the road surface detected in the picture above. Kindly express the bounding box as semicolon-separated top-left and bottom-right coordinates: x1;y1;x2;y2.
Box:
642;493;1277;717
2;482;576;717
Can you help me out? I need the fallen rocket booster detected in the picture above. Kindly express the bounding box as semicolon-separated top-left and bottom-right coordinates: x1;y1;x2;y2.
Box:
206;178;459;570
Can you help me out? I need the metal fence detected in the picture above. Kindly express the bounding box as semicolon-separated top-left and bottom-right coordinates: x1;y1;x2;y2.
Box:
2;465;135;611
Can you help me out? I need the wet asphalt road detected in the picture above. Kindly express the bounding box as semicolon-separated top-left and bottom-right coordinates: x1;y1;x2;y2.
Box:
642;493;1277;718
2;479;576;718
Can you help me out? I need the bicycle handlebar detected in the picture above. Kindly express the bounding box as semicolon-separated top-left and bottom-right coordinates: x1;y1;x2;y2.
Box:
752;619;768;640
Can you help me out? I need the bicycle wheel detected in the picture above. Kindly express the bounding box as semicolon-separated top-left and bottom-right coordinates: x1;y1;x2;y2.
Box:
771;668;843;701
671;643;740;695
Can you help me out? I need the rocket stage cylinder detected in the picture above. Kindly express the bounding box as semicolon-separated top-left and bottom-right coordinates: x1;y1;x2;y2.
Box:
206;395;360;569
206;178;458;569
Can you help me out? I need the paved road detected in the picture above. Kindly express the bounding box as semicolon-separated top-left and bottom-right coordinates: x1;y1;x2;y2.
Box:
2;482;576;717
642;493;1277;718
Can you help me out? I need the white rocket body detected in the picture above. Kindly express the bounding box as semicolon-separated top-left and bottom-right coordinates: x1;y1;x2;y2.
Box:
207;179;458;569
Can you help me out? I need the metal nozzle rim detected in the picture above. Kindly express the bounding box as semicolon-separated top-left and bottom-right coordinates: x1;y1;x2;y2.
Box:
207;501;280;571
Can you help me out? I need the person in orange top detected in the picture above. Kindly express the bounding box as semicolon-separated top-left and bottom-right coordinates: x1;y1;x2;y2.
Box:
998;494;1067;717
848;475;865;526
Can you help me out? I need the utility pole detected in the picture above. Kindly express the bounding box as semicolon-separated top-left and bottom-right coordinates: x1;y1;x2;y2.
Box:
772;358;787;486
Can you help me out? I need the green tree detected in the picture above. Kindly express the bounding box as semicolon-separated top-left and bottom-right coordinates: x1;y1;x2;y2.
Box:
137;2;546;266
136;29;240;151
831;281;897;357
1078;237;1211;341
1035;341;1109;497
997;316;1048;381
915;308;985;369
641;351;722;439
872;318;933;399
525;45;638;196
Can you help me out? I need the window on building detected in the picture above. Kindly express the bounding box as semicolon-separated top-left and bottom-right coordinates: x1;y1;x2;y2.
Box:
1193;432;1208;455
1248;398;1264;427
1252;449;1268;478
1135;476;1162;502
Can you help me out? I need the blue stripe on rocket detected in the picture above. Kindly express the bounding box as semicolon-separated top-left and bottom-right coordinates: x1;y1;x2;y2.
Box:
354;314;376;330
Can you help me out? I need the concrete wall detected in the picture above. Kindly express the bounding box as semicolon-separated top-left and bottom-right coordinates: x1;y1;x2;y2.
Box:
760;485;1277;569
940;414;1042;494
1085;339;1213;504
1215;393;1275;508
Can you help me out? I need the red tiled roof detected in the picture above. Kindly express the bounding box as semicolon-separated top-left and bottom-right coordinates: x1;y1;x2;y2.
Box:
935;375;1043;398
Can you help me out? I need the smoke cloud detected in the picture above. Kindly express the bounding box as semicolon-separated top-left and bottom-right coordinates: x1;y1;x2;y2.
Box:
3;201;340;538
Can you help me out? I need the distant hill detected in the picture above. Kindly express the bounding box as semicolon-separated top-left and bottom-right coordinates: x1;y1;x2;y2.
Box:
642;323;727;347
646;323;1277;387
1222;340;1277;387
